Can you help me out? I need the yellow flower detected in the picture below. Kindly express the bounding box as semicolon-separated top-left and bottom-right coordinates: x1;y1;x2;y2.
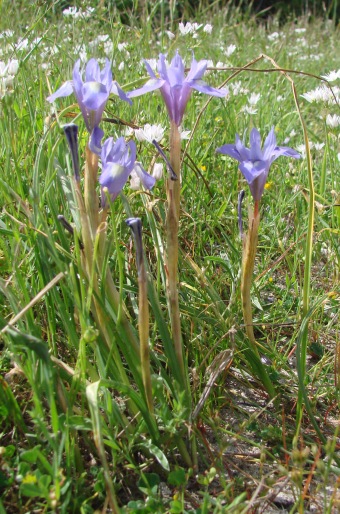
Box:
22;474;38;484
264;181;274;190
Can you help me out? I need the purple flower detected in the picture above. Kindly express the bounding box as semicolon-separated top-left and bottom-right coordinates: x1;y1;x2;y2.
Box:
216;127;300;203
127;51;228;126
47;58;131;134
99;137;155;205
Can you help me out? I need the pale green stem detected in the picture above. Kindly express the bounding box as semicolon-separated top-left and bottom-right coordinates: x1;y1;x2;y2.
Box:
167;121;185;386
138;247;154;415
294;104;315;443
127;218;154;415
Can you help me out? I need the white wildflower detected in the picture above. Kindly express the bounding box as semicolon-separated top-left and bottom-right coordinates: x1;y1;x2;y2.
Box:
242;105;258;115
117;42;130;58
104;40;114;55
225;44;236;57
130;170;141;190
326;114;340;128
248;93;261;106
203;24;213;34
321;70;340;82
294;28;306;33
152;163;163;180
118;61;125;71
268;32;279;41
301;85;332;103
179;128;191;140
165;30;175;40
179;22;194;35
134;124;165;144
15;38;29;51
296;144;306;157
63;6;78;16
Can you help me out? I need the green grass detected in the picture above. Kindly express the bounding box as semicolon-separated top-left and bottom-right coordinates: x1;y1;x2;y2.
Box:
0;1;340;513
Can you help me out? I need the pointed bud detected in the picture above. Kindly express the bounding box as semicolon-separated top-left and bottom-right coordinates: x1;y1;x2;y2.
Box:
63;123;80;181
126;217;143;273
152;139;177;181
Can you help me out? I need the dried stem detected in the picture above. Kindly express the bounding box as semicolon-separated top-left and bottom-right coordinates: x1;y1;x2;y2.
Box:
241;208;260;352
167;121;185;385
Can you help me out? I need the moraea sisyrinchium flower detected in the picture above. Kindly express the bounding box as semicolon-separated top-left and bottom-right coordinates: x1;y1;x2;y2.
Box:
127;51;228;126
47;58;131;136
216;127;300;203
99;137;155;205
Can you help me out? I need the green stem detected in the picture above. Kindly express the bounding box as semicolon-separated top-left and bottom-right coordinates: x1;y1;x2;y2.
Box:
295;108;315;443
138;250;154;415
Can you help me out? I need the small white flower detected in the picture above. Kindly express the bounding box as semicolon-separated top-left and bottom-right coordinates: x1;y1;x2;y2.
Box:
296;144;306;157
248;93;261;106
0;59;19;77
289;129;297;138
179;128;191;140
130;170;141;190
152;162;163;180
225;44;236;57
165;30;175;40
326;114;340;128
337;153;340;162
215;61;226;69
118;61;125;71
301;85;333;103
242;105;257;115
295;28;306;33
134;124;165;144
124;126;134;137
321;70;340;82
192;23;203;31
203;24;213;34
268;32;279;41
313;142;325;151
63;6;78;16
179;22;194;35
15;38;29;51
104;40;114;55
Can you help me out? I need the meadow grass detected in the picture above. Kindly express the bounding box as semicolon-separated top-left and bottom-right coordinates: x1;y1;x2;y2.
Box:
0;1;339;512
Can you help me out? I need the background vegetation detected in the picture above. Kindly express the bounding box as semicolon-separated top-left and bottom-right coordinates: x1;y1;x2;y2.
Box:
0;0;339;512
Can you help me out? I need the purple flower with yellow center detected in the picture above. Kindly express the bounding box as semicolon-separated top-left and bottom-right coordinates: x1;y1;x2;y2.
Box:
127;51;228;126
99;136;155;205
216;127;300;207
47;58;131;136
